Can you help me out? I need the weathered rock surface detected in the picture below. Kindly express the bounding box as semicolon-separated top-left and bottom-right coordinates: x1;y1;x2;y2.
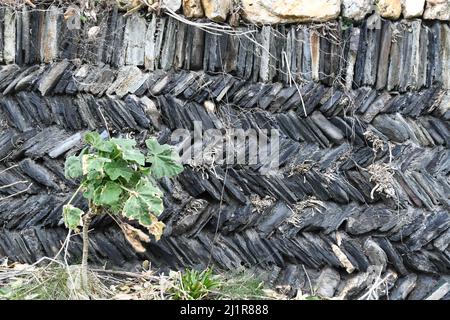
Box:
40;5;60;63
423;0;450;20
425;280;450;300
123;14;146;66
242;0;341;24
377;0;402;19
182;0;204;17
401;0;425;18
390;274;417;300
315;268;341;298
201;0;231;22
161;0;182;11
2;8;15;64
342;0;373;20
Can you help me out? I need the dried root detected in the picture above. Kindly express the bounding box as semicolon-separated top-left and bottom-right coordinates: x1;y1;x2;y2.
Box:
250;194;276;213
287;161;314;177
286;197;325;227
367;163;396;199
364;130;385;154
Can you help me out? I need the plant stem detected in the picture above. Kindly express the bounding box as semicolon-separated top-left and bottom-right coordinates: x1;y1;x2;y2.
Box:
67;184;84;206
81;210;94;290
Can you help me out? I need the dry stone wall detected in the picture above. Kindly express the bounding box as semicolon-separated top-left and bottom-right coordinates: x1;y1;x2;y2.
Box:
2;5;450;91
0;1;450;300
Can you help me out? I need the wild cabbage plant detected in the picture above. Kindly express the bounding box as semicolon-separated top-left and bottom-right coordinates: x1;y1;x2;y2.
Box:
63;132;183;288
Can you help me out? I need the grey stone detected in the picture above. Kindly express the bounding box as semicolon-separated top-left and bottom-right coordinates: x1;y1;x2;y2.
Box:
3;8;15;64
41;6;60;63
372;114;410;143
441;24;450;89
345;27;361;89
390;274;417;300
342;0;373;21
311;111;344;142
376;20;393;90
38;60;71;96
387;23;404;91
363;238;388;271
361;92;391;123
107;65;146;98
48;132;83;158
123;14;146;66
425;280;450;300
315;267;341;298
144;14;158;70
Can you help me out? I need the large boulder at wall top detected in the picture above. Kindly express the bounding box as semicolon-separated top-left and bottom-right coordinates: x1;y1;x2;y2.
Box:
423;0;450;20
376;0;402;19
201;0;231;22
401;0;426;18
342;0;373;21
161;0;182;11
242;0;342;24
182;0;204;18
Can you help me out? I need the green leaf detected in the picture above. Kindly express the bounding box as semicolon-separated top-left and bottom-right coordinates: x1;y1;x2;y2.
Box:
83;184;95;200
97;181;122;205
146;138;171;155
136;178;163;215
111;138;145;165
82;154;111;179
145;138;184;179
84;131;113;153
139;166;151;176
138;212;153;226
92;186;103;206
122;179;164;226
84;131;102;146
123;148;146;166
109;201;122;214
104;160;134;182
122;196;146;220
64;155;82;179
62;204;84;230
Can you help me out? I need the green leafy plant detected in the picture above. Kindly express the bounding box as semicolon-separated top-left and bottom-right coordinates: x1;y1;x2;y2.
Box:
63;132;183;289
172;268;221;300
79;15;88;23
340;17;354;30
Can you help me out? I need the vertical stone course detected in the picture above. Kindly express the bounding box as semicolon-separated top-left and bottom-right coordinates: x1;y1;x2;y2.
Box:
2;8;449;90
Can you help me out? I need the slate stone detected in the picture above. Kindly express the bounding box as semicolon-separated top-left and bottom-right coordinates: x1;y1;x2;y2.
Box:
372;114;410;143
390;274;418;300
38;60;70;96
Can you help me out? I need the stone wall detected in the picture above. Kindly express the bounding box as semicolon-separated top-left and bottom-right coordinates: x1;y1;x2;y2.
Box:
0;2;450;300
